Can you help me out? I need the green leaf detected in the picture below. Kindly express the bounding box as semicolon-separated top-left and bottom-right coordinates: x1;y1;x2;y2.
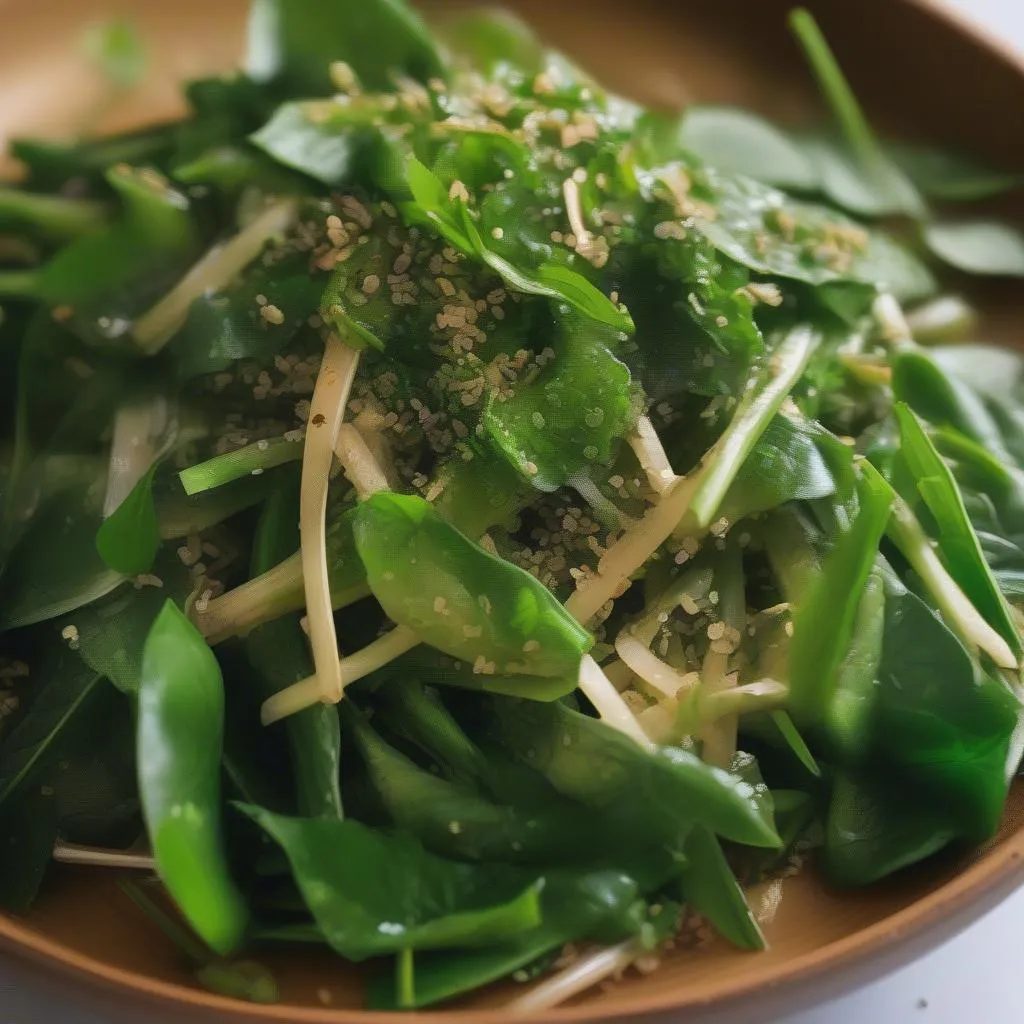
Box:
237;804;541;959
349;707;608;865
1;487;124;630
366;870;643;1009
55;560;192;696
678;825;765;949
692;169;935;303
483;323;636;491
892;348;1018;468
352;492;593;678
889;143;1024;202
487;696;781;849
247;481;343;819
0;189;109;244
96;461;161;576
400;159;632;333
438;9;543;75
801;136;925;219
458;204;633;333
873;566;1019;842
252;0;445;96
0;653;103;808
0;778;58;911
923;220;1024;278
139;601;248;954
370;647;578;702
680;107;818;190
39;165;200;339
250;102;361;185
721;413;836;519
893;403;1021;659
824;770;955;887
787;462;893;728
83;17;147;90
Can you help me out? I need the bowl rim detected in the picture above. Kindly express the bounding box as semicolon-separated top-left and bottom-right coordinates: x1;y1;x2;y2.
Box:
3;0;1024;1020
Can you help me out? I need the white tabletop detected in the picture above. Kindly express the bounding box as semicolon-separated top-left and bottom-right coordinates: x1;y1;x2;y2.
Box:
3;1;1024;1022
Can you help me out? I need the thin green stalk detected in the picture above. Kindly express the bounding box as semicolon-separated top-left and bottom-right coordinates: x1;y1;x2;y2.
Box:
0;188;109;241
789;8;877;162
887;495;1017;668
118;880;209;963
0;269;40;298
179;437;304;496
397;947;416;1009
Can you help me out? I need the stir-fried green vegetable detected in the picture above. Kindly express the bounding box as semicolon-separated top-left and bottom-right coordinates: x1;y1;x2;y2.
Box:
2;0;1023;1011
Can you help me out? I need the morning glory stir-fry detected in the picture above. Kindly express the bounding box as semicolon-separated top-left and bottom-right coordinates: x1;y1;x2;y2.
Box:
3;0;1024;1009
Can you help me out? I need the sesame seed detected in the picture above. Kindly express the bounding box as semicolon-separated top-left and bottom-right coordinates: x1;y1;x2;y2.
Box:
260;304;285;325
361;274;380;295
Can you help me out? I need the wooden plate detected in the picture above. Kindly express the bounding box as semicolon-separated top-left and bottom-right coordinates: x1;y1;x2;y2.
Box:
1;0;1023;1020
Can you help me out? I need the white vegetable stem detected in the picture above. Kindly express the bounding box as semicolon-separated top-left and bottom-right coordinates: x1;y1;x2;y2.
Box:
132;198;299;354
508;938;643;1013
578;655;653;750
194;552;369;644
53;841;155;871
614;633;695;703
300;335;361;706
887;496;1018;669
102;398;170;517
565;326;816;625
334;424;390;498
627;414;679;494
261;625;420;725
697;648;737;769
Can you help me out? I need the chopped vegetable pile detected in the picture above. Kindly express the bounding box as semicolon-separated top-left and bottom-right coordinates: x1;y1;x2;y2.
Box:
3;0;1024;1010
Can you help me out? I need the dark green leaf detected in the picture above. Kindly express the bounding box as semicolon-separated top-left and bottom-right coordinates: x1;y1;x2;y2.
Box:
247;481;343;819
872;569;1019;843
824;770;955;887
0;777;58;910
39;165;200;337
1;489;123;630
237;805;541;959
787;462;892;728
96;461;161;576
678;825;764;949
486;697;781;849
0;652;103;807
366;869;643;1009
483;323;636;491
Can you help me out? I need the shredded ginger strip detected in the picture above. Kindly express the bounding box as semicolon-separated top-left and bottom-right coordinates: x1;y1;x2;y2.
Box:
132;198;299;354
565;327;816;625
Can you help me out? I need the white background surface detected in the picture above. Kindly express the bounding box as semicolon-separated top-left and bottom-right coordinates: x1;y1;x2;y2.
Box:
3;1;1024;1022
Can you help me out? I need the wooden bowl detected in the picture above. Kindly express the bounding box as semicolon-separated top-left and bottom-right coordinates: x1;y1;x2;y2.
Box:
2;0;1024;1020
